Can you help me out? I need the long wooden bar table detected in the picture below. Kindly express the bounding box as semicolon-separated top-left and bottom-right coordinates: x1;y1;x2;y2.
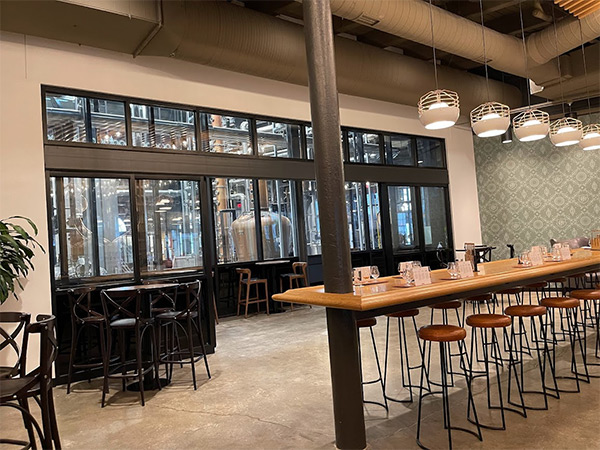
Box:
273;253;600;449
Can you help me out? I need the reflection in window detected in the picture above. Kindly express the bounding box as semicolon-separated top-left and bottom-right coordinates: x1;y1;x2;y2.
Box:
366;182;382;250
90;99;126;146
45;93;87;143
130;104;152;147
302;181;320;255
421;186;449;249
347;130;361;163
260;180;297;259
346;182;366;251
153;106;196;150
49;178;61;279
212;177;256;263
387;135;414;166
257;121;301;158
140;180;203;273
417;138;445;168
388;186;418;252
62;177;133;278
205;114;252;155
348;131;381;164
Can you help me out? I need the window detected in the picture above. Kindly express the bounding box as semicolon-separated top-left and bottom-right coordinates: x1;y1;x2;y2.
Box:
45;93;87;143
346;182;366;251
204;114;252;155
302;180;321;255
386;134;414;166
388;186;418;252
256;121;301;158
139;179;203;273
153;106;196;150
260;180;297;259
60;177;133;278
347;130;361;163
366;182;382;250
212;177;257;263
421;186;449;249
130;104;152;147
416;138;445;168
348;131;381;164
89;98;126;146
49;178;61;280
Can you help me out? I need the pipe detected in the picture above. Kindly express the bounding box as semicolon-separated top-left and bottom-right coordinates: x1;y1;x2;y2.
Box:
133;0;163;58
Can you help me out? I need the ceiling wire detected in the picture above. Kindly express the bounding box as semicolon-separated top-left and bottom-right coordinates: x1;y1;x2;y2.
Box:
579;21;595;115
478;0;491;102
551;5;567;116
518;1;532;108
427;0;439;89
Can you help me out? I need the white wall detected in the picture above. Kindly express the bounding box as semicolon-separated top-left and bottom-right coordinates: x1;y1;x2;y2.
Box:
0;31;482;321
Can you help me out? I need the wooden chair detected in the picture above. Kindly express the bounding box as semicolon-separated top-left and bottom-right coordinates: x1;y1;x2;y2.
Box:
236;268;269;318
0;312;31;380
279;262;309;311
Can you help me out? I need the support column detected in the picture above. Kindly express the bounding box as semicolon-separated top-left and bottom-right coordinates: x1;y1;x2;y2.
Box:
302;1;365;449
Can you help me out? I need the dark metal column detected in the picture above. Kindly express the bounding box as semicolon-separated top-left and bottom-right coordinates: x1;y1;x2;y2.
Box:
302;1;365;449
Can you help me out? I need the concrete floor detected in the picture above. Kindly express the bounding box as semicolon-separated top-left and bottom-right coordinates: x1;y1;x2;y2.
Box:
1;305;599;449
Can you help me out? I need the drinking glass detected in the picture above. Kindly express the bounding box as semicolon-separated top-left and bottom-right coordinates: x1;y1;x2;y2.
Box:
541;246;548;258
371;266;380;280
520;251;532;267
447;262;460;279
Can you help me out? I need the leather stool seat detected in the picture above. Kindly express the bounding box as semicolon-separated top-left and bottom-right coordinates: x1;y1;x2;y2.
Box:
570;289;600;301
505;305;546;317
540;297;579;309
357;317;377;328
465;294;493;302
524;282;547;289
418;324;466;342
428;300;462;310
386;309;419;318
466;313;511;328
497;287;522;295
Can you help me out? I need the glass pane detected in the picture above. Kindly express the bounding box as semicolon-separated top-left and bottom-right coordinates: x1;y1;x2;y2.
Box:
153;106;196;150
302;181;321;256
387;186;418;251
212;177;256;263
205;114;252;155
421;186;449;250
49;177;61;280
256;121;301;158
347;130;361;163
416;138;445;168
260;179;297;259
387;134;414;166
366;182;382;250
130;104;152;147
63;177;133;277
363;133;381;164
45;93;87;143
346;182;366;251
89;98;126;146
140;180;203;272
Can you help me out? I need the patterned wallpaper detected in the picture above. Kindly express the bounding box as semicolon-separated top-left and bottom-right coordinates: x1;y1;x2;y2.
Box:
473;113;600;260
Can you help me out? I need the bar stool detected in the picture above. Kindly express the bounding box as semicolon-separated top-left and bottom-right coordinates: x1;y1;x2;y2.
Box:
522;282;547;305
279;262;309;311
539;297;588;393
416;324;482;449
462;294;494;325
504;305;557;411
236;268;269;318
429;301;462;326
496;287;523;311
570;289;600;375
357;318;387;411
547;277;567;297
66;286;108;394
383;309;424;403
566;274;586;291
465;314;526;430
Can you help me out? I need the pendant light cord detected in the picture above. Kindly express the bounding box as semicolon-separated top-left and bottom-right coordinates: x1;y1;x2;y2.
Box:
518;1;532;108
579;21;594;115
551;6;566;116
478;0;490;102
428;0;439;89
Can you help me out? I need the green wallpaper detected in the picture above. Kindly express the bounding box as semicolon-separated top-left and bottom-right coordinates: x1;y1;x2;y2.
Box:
474;113;600;260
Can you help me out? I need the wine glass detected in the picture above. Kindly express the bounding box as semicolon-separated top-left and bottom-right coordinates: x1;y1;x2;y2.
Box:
447;262;459;279
371;266;380;280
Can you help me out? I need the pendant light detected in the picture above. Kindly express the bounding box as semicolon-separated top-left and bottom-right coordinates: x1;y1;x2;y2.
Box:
418;0;459;130
578;22;600;151
512;1;549;142
470;0;510;138
548;5;582;147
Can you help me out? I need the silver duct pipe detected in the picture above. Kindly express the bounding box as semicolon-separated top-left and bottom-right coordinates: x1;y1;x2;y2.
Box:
141;0;521;112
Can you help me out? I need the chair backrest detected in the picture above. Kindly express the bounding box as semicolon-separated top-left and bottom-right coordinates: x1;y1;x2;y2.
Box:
178;280;202;316
293;262;308;278
236;268;252;283
101;288;143;322
142;280;178;312
27;315;58;393
0;312;31;378
67;286;100;322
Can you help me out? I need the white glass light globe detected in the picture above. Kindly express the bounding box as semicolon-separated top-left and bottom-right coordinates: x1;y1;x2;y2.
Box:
470;102;510;138
512;109;550;142
418;90;460;130
579;124;600;150
549;117;583;147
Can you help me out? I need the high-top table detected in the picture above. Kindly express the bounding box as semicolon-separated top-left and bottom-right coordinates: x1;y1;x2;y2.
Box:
273;252;600;449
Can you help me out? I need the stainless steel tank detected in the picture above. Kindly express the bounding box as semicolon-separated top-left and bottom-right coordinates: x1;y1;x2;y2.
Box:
231;210;292;261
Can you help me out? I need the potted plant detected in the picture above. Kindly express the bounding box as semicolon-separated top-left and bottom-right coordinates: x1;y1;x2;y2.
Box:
0;216;45;304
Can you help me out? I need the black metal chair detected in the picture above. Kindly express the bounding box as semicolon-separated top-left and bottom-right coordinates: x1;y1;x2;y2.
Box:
0;312;31;380
0;314;61;449
156;280;211;390
65;286;107;394
100;288;161;407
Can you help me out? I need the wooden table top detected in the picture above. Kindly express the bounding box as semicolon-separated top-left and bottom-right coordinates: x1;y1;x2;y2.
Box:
104;283;179;293
273;251;600;312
